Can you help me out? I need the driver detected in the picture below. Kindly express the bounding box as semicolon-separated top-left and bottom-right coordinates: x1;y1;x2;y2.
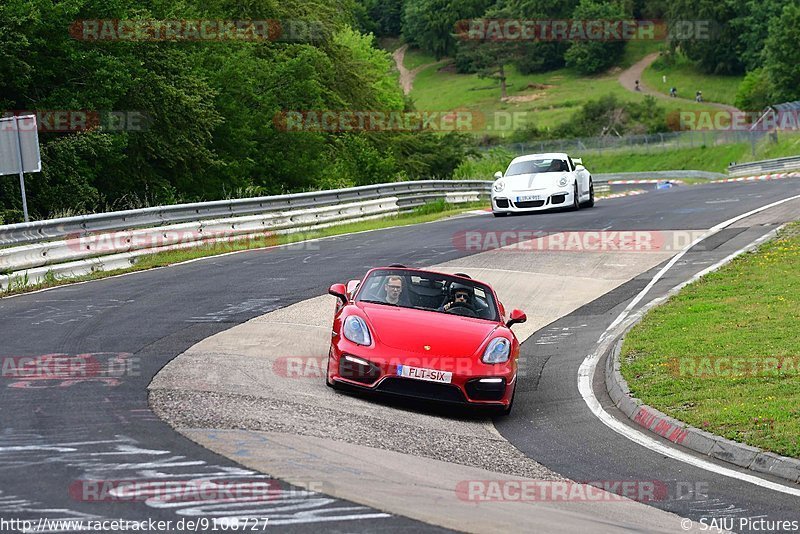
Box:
384;275;405;305
439;283;474;312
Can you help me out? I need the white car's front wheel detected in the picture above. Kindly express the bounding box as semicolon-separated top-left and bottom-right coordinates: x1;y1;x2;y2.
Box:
581;180;595;208
571;182;581;211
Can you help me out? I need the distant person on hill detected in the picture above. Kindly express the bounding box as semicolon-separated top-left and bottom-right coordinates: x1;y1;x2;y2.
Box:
634;80;640;91
669;87;677;97
695;90;703;102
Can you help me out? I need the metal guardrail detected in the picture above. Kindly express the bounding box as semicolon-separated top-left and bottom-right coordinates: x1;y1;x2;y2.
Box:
595;170;725;181
0;181;490;289
5;161;793;290
0;180;491;247
728;155;800;177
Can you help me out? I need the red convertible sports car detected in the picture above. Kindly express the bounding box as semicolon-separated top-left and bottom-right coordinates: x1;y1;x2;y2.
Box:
326;267;527;415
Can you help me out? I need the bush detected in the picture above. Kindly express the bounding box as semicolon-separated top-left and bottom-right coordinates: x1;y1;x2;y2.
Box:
553;94;668;138
393;131;477;179
453;147;515;180
0;209;24;224
735;69;771;112
514;43;568;74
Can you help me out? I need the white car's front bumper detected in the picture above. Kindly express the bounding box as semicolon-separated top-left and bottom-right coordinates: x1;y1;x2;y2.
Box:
491;188;575;213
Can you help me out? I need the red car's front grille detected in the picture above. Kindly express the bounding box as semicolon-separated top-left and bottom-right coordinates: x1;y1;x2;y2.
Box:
465;378;506;401
339;356;381;384
376;377;466;403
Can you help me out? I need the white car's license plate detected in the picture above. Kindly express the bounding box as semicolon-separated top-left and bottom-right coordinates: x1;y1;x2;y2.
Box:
516;194;542;202
396;365;452;384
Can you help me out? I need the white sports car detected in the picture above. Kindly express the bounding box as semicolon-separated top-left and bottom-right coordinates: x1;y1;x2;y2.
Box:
490;153;595;217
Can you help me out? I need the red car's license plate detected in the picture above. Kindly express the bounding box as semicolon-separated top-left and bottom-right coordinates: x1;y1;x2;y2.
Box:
397;365;452;384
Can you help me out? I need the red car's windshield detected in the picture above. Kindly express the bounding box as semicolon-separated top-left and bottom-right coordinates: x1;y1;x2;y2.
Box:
355;269;500;321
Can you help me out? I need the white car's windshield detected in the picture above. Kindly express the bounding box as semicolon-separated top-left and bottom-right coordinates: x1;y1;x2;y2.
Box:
355;269;499;321
506;158;568;176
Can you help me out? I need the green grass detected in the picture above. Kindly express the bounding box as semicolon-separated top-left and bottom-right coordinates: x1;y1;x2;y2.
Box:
641;54;743;107
621;223;800;458
585;132;800;173
618;40;663;69
0;201;487;297
412;63;726;133
402;47;439;71
455;131;800;178
409;41;723;134
758;131;800;161
585;143;749;173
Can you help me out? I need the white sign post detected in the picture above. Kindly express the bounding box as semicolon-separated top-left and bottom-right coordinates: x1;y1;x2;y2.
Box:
0;115;41;222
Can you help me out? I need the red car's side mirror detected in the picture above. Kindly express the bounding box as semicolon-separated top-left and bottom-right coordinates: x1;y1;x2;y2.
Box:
506;309;527;328
329;283;348;304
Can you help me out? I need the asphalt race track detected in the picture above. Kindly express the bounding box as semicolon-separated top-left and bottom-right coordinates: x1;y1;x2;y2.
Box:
1;179;799;533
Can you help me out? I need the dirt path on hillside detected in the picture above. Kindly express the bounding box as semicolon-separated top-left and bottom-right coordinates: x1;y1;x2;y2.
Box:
392;44;450;95
618;52;739;112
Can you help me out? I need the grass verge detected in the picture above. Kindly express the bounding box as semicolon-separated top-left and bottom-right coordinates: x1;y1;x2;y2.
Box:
455;132;800;179
402;47;439;71
620;222;800;458
410;45;721;133
0;200;487;298
641;53;743;107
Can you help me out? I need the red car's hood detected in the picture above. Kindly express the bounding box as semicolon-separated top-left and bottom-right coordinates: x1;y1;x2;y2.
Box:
360;303;498;357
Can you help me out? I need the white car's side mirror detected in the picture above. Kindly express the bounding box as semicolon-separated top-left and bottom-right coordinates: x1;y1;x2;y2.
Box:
493;171;503;180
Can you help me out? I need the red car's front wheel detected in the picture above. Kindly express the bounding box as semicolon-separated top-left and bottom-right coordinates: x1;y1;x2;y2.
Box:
326;348;338;389
498;384;516;416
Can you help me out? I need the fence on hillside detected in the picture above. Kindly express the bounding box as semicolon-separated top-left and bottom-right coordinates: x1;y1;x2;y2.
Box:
488;130;767;157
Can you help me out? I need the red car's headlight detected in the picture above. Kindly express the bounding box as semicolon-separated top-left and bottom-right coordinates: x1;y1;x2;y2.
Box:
482;338;510;364
343;316;371;346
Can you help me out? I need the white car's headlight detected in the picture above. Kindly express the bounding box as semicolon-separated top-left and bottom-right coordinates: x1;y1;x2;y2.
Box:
343;316;371;346
482;338;511;364
558;176;568;187
493;180;505;193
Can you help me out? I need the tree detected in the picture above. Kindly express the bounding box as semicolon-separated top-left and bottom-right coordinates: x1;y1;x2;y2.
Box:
762;3;800;105
564;0;628;75
356;0;405;36
402;0;491;58
456;40;520;99
666;0;748;75
736;0;785;72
